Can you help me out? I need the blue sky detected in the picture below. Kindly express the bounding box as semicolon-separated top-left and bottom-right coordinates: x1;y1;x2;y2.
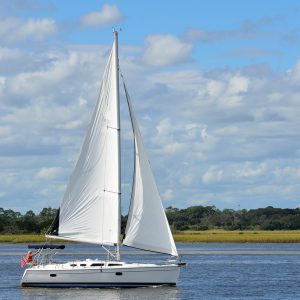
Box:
1;0;300;213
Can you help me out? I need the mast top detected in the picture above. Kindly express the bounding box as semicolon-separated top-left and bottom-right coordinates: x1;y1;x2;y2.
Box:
113;29;118;54
113;28;122;40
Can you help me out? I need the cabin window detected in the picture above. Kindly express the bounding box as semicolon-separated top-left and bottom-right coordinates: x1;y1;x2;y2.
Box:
50;274;57;277
70;264;77;267
108;263;122;266
90;263;104;267
80;264;86;266
115;272;122;276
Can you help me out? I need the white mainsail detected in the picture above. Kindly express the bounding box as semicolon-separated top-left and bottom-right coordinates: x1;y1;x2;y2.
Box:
122;82;178;256
51;37;121;246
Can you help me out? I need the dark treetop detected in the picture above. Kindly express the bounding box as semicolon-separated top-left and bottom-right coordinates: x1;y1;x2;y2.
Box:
1;205;300;234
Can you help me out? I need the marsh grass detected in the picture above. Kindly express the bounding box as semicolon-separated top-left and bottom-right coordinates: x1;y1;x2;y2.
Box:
0;234;51;243
173;230;300;243
1;231;300;243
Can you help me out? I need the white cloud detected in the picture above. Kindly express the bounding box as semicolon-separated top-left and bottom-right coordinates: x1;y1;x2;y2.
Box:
217;75;249;108
236;163;267;178
56;120;83;130
1;0;56;12
206;80;226;97
0;192;7;198
36;167;64;180
0;77;6;96
0;46;23;60
80;4;123;27
213;126;240;136
160;141;187;155
185;123;202;139
0;172;17;185
198;127;217;153
274;167;300;180
183;17;284;43
227;75;249;94
9;52;79;97
38;183;66;197
156;118;172;137
179;174;194;186
0;125;12;145
142;34;192;66
0;17;57;43
202;167;223;184
288;61;300;84
162;188;174;200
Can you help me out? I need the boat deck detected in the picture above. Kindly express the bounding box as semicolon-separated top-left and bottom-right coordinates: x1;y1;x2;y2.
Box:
29;259;177;271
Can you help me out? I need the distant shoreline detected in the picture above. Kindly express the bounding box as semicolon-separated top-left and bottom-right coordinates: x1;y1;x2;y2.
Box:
1;230;300;243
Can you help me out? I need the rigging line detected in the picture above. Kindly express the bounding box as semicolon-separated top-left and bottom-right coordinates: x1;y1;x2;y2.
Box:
121;243;178;257
102;245;117;259
104;189;121;195
107;125;120;131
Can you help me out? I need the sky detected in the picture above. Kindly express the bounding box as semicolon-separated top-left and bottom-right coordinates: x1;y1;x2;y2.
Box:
1;0;300;213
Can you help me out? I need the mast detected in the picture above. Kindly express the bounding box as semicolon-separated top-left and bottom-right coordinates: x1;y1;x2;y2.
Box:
113;29;121;260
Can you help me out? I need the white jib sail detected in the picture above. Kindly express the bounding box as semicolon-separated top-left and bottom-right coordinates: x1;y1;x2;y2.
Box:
123;83;178;256
56;39;120;245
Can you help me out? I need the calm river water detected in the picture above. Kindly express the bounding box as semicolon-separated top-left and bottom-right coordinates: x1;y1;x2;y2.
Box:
2;243;300;299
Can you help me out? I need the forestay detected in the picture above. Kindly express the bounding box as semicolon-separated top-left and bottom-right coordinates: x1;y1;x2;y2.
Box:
49;40;121;246
122;81;178;256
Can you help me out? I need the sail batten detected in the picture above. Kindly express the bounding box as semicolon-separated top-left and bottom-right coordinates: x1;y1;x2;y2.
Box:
122;79;178;257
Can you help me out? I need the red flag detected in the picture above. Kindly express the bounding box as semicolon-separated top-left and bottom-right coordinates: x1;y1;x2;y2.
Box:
21;251;35;268
20;257;27;268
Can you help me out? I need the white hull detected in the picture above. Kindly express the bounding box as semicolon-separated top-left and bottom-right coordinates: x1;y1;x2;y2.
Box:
21;260;180;288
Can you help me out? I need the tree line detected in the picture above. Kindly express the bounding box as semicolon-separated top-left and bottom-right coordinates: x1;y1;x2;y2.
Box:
0;207;58;234
166;206;300;231
1;205;300;234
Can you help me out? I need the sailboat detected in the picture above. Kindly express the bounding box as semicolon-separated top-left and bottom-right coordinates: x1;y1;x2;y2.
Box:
21;31;184;288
